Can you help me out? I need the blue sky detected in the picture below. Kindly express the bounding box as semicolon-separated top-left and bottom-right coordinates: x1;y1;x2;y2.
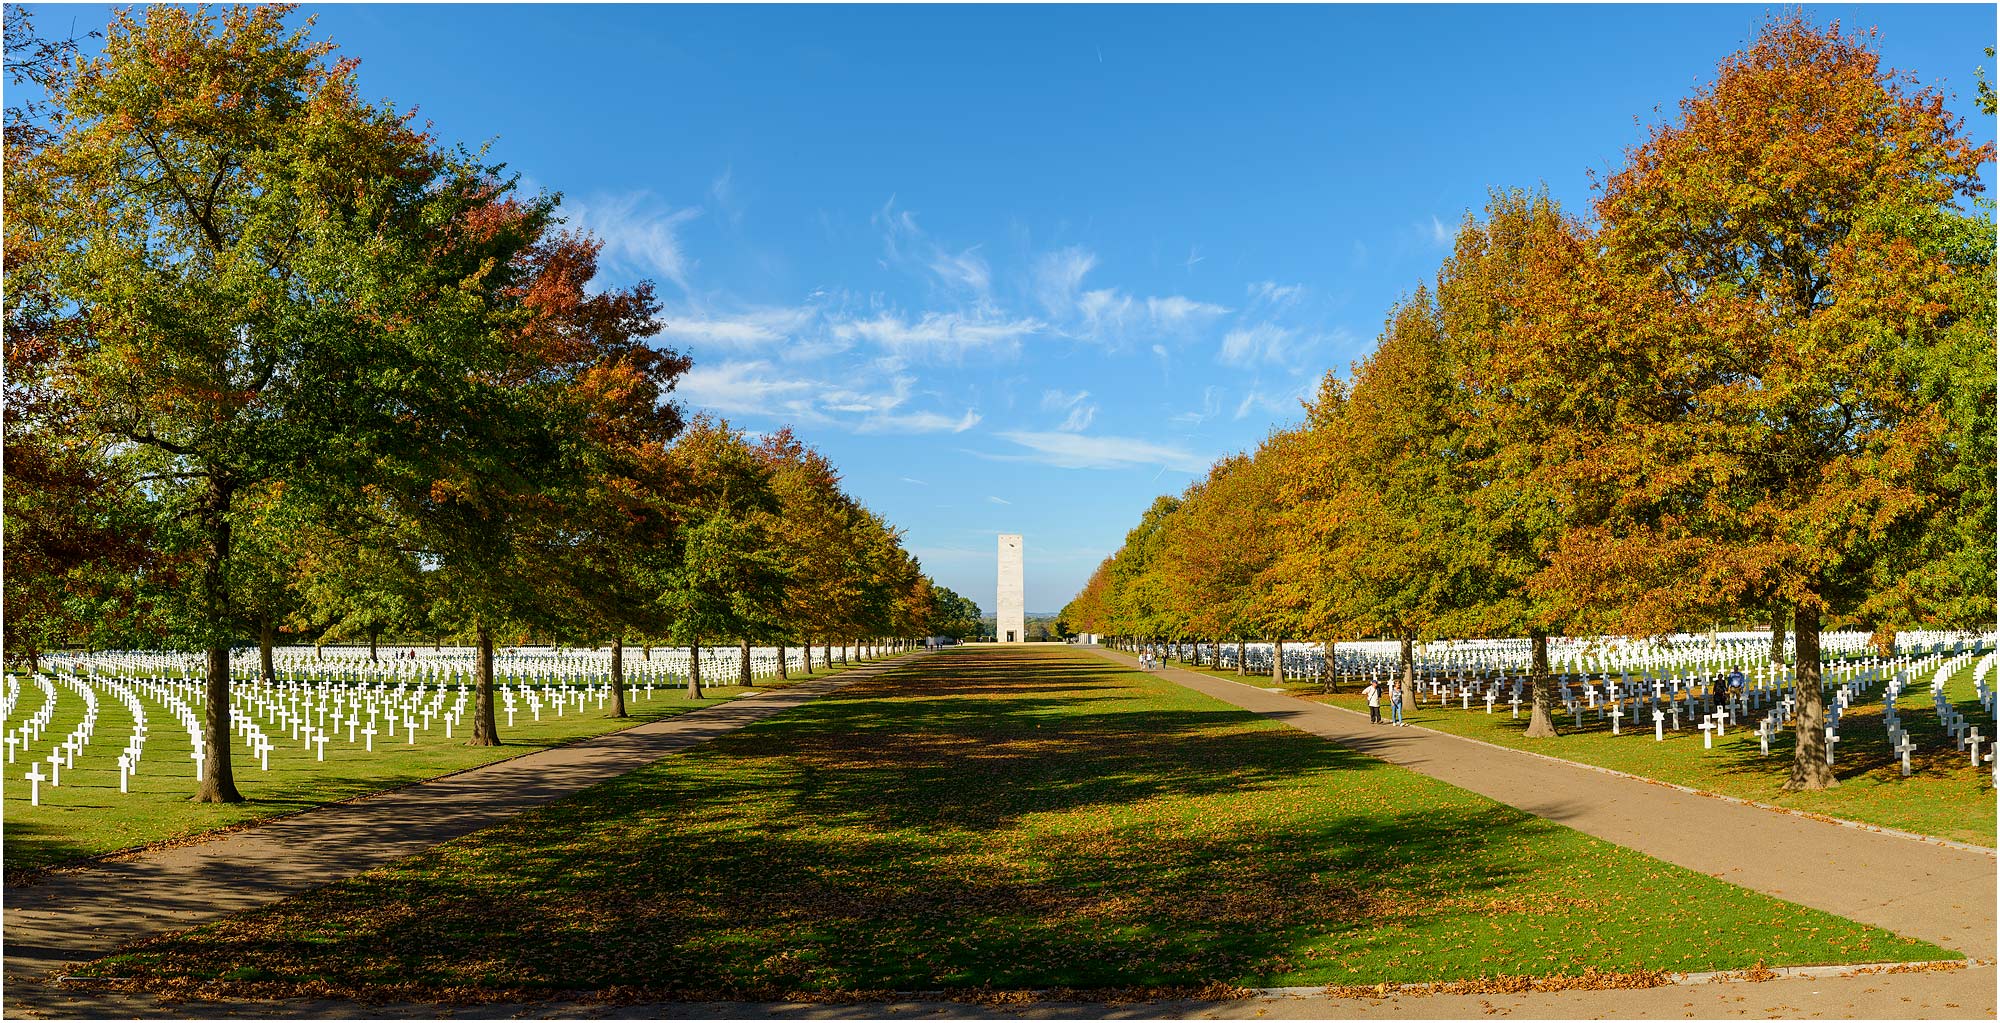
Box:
32;4;1996;612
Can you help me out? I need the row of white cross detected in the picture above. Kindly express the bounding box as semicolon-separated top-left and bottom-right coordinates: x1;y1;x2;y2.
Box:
1309;646;1996;780
50;642;891;691
6;646;854;806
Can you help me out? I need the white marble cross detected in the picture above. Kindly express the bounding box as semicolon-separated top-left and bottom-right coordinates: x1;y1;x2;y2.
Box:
1824;726;1840;765
24;763;44;805
1698;718;1717;749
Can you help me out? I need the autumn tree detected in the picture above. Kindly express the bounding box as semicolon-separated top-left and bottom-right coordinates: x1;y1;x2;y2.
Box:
1440;188;1590;737
1102;496;1183;652
1309;292;1480;708
754;430;862;675
1523;16;1992;789
1242;429;1311;682
657;418;787;698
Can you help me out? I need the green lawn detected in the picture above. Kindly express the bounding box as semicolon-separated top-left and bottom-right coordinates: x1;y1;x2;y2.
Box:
2;659;877;875
1269;660;1997;847
81;645;1949;1003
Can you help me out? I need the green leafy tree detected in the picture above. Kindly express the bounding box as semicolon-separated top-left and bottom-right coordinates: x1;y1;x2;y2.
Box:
13;5;515;799
928;585;983;641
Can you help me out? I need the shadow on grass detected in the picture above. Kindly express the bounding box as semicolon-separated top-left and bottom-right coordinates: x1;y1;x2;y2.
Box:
94;647;1557;997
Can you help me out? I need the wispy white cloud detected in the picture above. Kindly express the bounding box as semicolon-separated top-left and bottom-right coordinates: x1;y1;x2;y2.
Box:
1430;214;1452;246
900;476;929;486
993;430;1210;473
561;191;702;291
678;357;975;435
655;306;815;349
820;371;914;415
875;197;996;303
677;359;815;417
709;168;742;224
1032;246;1098;317
988;495;1011;505
1040;388;1098;432
1170;385;1223;426
929;246;992;297
856;408;982;434
1230;378;1317;421
1218;323;1299;367
1147;295;1230;331
832;312;1042;356
1247;281;1305;309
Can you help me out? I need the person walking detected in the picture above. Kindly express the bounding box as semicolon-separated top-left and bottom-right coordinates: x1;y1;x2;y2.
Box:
1390;681;1405;726
1364;680;1382;725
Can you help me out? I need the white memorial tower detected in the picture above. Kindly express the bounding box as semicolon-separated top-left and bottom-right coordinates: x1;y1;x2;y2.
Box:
997;533;1025;643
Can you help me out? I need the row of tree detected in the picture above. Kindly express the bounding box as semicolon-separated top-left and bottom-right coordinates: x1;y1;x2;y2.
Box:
3;5;980;802
1060;17;1997;791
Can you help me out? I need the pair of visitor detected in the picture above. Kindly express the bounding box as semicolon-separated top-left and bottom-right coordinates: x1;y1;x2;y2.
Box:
1363;680;1405;725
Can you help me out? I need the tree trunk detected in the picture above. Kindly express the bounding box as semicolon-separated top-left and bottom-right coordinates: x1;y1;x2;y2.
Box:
642;642;651;661
824;642;833;667
740;639;753;687
1236;638;1246;676
196;643;243;802
1398;634;1417;710
803;642;814;674
1272;638;1285;683
194;477;243;804
259;617;276;684
1785;603;1836;790
689;638;705;699
607;636;628;718
368;627;379;663
469;623;501;745
777;644;789;679
1523;628;1560;738
1768;602;1788;664
1321;639;1337;693
839;642;848;665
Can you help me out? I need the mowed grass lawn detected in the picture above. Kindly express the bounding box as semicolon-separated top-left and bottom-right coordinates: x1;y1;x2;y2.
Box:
82;645;1949;1002
3;661;871;875
1290;660;1998;847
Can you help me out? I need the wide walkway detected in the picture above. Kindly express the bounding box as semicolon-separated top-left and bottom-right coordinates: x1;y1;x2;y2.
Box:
3;653;924;1016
